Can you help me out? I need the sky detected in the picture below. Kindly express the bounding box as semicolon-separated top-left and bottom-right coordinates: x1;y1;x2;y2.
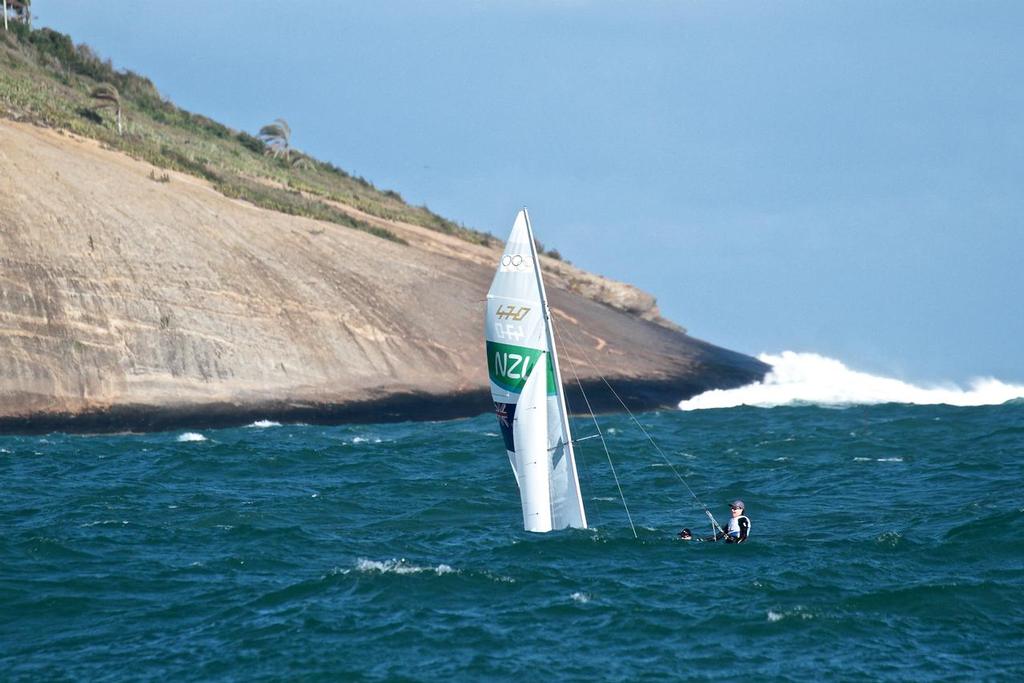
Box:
32;1;1024;384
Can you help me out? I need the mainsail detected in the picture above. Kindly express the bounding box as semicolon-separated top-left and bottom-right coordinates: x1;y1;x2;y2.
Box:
485;209;587;532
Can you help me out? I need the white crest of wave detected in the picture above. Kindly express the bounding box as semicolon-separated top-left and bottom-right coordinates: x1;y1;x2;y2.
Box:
680;351;1024;410
354;558;456;576
248;420;281;428
176;432;207;442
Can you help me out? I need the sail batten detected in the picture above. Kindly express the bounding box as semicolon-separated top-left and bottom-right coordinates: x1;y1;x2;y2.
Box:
485;209;588;532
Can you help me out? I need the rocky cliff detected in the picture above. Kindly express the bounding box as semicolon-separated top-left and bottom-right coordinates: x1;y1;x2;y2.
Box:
0;120;768;433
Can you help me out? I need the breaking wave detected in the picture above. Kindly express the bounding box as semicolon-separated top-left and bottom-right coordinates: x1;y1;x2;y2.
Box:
679;351;1024;410
176;432;207;442
351;558;456;576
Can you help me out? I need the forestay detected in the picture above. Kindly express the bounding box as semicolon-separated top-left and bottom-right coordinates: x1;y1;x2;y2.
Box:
485;210;587;532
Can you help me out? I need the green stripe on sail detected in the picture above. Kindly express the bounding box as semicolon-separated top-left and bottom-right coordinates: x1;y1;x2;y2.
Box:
486;341;556;395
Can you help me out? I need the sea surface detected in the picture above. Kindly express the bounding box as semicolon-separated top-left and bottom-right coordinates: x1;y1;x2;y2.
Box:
2;402;1022;681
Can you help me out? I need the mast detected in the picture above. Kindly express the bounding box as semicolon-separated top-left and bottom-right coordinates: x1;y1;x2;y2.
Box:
521;208;588;527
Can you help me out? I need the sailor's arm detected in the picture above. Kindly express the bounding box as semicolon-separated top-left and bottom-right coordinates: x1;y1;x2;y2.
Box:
735;516;749;543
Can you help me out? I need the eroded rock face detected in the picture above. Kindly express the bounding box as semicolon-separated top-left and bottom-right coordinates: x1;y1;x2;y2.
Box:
0;121;768;432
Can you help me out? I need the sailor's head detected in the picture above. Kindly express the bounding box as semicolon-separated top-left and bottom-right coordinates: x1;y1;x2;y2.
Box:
729;500;745;515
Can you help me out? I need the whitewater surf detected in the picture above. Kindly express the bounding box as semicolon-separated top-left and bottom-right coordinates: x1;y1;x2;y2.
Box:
680;351;1024;410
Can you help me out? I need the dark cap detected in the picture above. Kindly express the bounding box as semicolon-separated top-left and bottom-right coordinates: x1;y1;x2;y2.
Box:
730;500;745;510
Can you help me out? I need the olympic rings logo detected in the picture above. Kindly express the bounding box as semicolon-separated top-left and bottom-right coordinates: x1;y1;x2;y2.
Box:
500;254;524;267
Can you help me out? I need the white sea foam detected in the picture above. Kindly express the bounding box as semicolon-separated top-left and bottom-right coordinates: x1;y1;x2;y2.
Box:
876;530;903;547
351;437;369;444
353;558;456;576
767;606;815;622
247;420;281;428
177;432;206;442
571;592;591;604
80;519;128;527
679;351;1024;410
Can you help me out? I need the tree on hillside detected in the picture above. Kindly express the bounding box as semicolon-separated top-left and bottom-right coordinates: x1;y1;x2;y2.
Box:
90;83;123;135
259;118;292;161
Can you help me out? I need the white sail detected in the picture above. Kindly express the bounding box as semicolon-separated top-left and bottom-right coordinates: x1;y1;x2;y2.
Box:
513;353;553;532
485;209;587;531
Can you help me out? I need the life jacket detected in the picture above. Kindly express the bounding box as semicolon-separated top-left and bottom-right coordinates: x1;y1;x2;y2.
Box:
727;515;750;537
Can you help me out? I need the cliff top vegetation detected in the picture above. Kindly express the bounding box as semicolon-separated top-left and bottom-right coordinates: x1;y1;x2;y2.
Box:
0;22;523;250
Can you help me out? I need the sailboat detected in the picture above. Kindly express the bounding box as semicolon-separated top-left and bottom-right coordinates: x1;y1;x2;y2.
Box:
485;209;588;532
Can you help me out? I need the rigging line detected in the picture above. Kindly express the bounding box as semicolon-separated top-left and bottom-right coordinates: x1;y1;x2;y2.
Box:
549;434;601;451
597;375;725;536
554;325;724;536
553;323;637;539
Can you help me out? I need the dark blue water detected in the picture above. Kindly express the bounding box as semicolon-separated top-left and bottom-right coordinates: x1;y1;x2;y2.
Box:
2;403;1022;680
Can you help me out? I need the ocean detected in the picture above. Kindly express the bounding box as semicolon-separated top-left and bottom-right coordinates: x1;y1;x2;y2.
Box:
2;399;1022;681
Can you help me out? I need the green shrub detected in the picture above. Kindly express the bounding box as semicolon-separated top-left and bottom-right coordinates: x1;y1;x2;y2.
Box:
236;130;265;155
159;145;221;182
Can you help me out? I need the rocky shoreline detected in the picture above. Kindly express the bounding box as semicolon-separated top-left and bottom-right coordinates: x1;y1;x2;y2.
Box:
0;373;762;435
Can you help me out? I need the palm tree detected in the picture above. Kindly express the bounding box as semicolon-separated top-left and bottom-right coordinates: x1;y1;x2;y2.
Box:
259;118;292;160
90;83;122;135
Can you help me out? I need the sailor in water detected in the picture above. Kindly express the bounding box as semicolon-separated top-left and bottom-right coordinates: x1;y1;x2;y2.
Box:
678;500;750;543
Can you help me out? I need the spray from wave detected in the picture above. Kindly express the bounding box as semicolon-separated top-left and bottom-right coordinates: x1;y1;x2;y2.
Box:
679;351;1024;410
176;432;207;442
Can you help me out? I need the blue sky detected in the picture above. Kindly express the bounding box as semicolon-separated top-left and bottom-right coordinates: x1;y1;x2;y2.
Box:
34;1;1023;383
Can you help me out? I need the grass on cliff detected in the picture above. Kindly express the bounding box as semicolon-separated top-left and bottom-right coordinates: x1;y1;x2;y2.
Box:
0;24;509;249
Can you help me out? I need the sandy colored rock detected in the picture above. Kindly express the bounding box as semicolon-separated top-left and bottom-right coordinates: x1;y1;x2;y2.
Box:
0;120;767;432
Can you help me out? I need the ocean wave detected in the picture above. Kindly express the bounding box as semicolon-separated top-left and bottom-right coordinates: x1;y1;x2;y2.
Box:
79;519;129;527
679;351;1024;410
177;432;207;442
247;420;281;428
767;606;816;623
351;558;457;576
